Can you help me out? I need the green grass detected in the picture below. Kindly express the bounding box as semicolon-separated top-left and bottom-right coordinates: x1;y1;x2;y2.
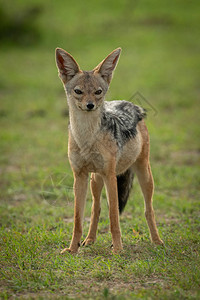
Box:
0;0;200;299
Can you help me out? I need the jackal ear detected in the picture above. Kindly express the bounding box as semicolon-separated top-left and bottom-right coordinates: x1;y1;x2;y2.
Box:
93;48;121;84
55;48;81;83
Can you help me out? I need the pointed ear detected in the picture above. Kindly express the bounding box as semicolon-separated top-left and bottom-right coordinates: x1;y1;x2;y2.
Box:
55;48;81;83
93;48;121;84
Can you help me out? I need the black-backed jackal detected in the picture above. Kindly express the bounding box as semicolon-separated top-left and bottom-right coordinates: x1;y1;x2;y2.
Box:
55;47;163;254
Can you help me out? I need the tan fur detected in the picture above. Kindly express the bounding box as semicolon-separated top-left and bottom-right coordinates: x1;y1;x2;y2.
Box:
56;48;163;254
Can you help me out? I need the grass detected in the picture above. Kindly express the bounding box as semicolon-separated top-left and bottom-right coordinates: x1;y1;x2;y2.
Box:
0;0;200;298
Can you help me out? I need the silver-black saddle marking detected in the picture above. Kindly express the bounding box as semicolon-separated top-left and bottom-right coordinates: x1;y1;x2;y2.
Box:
101;100;146;149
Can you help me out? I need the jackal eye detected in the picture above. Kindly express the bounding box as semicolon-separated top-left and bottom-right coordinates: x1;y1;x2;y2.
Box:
95;89;102;95
74;89;83;95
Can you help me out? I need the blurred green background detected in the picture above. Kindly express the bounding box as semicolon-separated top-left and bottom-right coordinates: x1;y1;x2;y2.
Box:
0;0;200;298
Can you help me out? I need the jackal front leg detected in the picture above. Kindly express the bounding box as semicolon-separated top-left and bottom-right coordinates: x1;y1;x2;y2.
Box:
61;172;88;254
104;174;123;253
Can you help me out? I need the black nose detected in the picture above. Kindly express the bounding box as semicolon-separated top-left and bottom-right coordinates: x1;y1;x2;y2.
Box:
86;103;94;110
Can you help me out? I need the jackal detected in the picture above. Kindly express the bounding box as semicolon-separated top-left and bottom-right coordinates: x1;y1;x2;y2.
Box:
55;47;163;254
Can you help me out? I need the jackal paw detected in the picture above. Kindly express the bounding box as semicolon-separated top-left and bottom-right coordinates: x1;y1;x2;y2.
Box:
111;244;123;254
112;247;123;254
82;238;95;247
60;248;78;254
152;238;164;246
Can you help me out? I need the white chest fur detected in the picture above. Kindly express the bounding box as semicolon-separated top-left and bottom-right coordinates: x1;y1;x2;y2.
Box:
69;106;101;158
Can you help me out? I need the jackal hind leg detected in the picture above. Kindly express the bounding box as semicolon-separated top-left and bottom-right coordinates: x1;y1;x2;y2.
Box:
82;173;104;246
103;173;123;253
134;161;163;245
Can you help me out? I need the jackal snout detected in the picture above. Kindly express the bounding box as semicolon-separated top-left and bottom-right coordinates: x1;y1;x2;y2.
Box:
86;102;95;111
78;97;97;112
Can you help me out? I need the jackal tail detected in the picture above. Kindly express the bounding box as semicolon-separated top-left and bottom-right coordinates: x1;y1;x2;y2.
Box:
117;168;134;214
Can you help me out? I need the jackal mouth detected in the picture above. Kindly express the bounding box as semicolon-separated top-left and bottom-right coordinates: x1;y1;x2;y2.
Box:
77;105;98;112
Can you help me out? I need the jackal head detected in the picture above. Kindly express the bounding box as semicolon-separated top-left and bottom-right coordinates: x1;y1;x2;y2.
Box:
55;48;121;112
